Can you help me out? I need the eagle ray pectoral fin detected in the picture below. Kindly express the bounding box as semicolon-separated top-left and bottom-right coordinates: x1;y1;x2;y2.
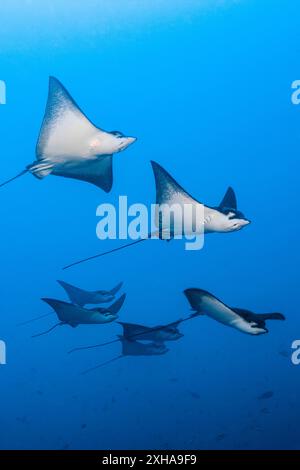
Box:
52;155;113;191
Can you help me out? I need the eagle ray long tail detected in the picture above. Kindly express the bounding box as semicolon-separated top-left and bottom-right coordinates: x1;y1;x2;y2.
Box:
69;338;119;354
18;312;54;326
0;169;28;188
32;322;64;338
81;355;123;375
63;238;148;270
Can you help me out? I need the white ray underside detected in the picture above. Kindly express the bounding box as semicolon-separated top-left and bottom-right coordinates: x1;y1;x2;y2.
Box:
152;162;224;236
29;77;114;191
196;294;260;334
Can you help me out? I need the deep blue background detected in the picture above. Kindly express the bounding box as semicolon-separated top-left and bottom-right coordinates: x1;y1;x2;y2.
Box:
0;0;299;449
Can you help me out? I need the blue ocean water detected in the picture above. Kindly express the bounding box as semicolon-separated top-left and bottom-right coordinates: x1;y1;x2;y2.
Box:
0;0;299;450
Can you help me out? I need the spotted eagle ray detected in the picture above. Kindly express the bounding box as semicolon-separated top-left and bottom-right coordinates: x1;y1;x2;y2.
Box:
31;294;126;337
63;161;250;269
81;336;169;375
57;280;123;306
0;77;136;191
69;319;184;354
184;288;285;335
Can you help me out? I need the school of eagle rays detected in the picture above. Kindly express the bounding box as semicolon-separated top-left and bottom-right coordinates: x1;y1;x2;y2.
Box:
1;77;285;373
